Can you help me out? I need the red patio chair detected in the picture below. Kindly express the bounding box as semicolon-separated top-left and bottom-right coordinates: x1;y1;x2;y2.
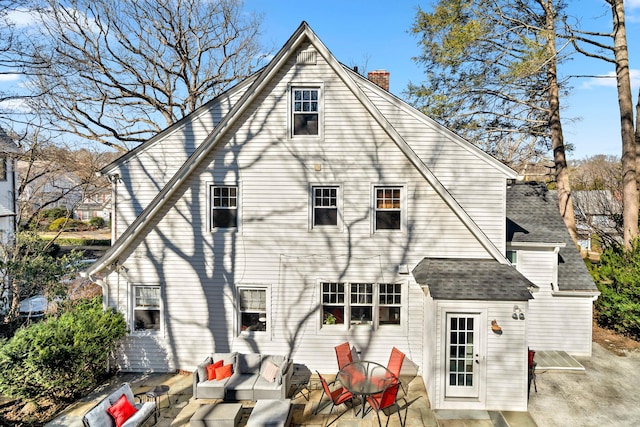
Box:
528;348;537;399
365;382;407;427
335;342;353;370
386;347;406;393
314;371;357;425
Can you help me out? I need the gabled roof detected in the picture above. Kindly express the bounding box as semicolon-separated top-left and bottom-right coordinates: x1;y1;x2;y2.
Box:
413;258;535;301
506;181;598;292
0;127;20;155
85;22;513;277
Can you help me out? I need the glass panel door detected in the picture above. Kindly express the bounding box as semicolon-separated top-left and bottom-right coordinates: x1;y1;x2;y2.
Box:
445;313;480;398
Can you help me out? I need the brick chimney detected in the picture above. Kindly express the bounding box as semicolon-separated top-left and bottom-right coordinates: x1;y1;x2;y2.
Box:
367;70;390;91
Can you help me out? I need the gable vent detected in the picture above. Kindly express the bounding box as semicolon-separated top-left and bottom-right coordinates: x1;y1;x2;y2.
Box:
297;47;317;65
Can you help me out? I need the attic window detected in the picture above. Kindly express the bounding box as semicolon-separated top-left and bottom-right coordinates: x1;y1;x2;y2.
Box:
297;47;317;65
292;87;319;136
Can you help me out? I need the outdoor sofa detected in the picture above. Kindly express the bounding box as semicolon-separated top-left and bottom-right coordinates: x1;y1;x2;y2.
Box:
193;352;293;400
82;382;156;427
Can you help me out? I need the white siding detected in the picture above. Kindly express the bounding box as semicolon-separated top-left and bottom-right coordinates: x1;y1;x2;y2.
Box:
112;81;254;237
106;46;507;375
432;301;528;411
362;84;509;252
515;247;594;355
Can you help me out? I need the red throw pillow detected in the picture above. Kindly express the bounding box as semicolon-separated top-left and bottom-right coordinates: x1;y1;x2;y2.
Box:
215;363;233;380
206;360;224;380
107;394;138;427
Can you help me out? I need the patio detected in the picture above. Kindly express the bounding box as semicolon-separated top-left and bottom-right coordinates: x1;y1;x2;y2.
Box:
46;369;438;427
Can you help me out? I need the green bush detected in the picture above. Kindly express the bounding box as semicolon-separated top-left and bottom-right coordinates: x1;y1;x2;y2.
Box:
0;297;126;402
42;207;70;221
48;217;85;231
89;217;106;228
589;239;640;340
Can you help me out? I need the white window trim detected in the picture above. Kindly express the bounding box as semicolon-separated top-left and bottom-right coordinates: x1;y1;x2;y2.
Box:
207;181;241;233
309;183;343;231
237;284;271;336
288;82;324;140
371;184;407;234
130;284;163;336
318;280;406;332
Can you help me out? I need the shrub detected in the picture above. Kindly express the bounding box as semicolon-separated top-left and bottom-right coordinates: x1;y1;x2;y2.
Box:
0;297;126;402
589;239;640;340
89;217;106;228
42;207;69;222
49;217;85;231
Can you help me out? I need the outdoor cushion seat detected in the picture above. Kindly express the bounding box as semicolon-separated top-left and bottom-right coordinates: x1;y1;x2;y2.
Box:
190;403;242;427
247;399;292;427
194;352;292;401
82;383;156;427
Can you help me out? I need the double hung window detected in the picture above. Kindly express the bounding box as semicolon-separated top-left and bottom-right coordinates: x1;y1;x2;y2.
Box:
321;282;345;325
379;283;402;325
239;287;267;333
350;283;373;325
312;186;338;227
374;186;402;231
292;87;319;136
321;282;403;328
211;185;237;229
133;285;161;332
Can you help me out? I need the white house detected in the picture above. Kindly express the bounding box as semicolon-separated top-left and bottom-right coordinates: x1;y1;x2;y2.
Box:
84;23;598;412
0;127;18;244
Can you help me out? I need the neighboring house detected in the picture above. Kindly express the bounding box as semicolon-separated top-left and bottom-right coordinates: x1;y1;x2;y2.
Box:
18;163;111;224
75;187;111;223
572;190;622;251
0;127;18;244
0;127;19;316
18;163;83;214
84;23;598;412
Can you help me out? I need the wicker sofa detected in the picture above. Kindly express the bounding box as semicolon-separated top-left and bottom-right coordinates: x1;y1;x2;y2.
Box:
193;352;293;400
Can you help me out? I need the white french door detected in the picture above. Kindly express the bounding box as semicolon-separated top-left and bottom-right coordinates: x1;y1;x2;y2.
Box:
445;313;481;398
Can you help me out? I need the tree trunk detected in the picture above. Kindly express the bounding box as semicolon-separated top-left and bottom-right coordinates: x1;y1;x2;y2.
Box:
636;86;640;193
542;0;577;244
610;0;638;250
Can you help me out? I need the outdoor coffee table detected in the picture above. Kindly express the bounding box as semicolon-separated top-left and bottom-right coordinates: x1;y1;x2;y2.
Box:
190;402;242;427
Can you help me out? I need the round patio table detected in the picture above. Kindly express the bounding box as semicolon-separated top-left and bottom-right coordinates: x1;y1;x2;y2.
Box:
336;360;395;418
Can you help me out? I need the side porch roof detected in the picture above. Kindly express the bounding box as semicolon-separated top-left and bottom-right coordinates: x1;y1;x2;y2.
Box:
413;258;536;301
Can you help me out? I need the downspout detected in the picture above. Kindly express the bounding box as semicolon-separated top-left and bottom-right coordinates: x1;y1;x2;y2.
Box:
109;174;119;242
11;156;17;235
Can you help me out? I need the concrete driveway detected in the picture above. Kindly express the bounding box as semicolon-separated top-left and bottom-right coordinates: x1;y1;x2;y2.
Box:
527;342;640;426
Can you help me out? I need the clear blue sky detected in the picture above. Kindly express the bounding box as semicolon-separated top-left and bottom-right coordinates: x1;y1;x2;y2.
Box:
246;0;640;162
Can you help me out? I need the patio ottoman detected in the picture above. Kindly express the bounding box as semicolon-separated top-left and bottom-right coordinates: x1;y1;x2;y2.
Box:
247;399;292;427
190;403;242;427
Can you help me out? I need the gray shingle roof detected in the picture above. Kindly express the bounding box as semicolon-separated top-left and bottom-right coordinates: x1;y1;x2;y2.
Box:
412;258;535;301
506;181;597;291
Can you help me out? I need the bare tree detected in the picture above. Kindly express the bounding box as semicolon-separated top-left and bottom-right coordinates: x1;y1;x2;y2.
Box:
568;0;638;250
20;0;266;153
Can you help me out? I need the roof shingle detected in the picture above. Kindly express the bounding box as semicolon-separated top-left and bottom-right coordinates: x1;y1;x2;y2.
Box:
506;181;597;291
413;258;535;301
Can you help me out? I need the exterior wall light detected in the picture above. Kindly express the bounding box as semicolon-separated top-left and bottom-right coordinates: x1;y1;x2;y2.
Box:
513;305;525;320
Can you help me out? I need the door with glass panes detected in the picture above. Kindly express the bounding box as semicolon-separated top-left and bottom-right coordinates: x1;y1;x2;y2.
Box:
445;313;482;398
